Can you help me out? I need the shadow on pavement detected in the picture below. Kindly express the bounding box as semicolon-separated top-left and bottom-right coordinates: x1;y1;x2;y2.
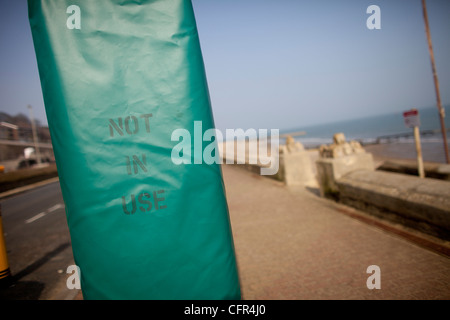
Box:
0;280;45;300
305;186;321;197
0;242;70;300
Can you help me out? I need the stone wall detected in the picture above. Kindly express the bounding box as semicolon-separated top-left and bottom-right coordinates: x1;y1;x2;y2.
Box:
314;132;450;240
337;169;450;240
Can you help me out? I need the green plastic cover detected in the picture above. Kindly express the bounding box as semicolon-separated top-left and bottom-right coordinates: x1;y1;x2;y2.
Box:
28;0;241;300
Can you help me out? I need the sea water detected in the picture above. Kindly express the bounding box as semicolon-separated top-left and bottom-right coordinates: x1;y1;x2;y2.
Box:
281;106;450;163
283;106;450;148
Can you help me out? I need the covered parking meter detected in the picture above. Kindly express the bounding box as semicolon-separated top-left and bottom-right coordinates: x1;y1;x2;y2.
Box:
29;0;241;300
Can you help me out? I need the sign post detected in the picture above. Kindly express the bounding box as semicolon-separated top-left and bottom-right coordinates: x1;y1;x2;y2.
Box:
403;109;425;178
421;0;450;164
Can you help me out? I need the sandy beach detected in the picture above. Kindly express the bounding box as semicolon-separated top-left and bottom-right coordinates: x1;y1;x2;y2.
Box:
364;141;450;165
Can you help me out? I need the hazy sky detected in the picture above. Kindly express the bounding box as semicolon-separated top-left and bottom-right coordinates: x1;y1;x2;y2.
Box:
1;0;449;132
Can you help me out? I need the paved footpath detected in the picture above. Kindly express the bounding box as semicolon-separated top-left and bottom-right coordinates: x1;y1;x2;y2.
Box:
222;165;450;300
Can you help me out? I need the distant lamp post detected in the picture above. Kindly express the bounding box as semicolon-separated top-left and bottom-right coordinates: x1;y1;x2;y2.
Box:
27;105;42;165
421;0;450;164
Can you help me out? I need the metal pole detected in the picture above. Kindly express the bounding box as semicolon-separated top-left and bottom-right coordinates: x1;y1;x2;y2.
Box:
421;0;450;163
0;205;12;287
27;105;42;165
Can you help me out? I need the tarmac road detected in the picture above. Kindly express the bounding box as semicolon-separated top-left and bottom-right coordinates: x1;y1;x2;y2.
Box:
0;181;79;300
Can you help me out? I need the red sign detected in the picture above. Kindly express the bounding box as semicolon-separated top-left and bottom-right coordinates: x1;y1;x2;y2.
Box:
403;109;420;128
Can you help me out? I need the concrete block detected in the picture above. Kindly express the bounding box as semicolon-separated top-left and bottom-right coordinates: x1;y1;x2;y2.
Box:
377;159;450;181
316;152;374;198
337;169;450;240
279;151;316;186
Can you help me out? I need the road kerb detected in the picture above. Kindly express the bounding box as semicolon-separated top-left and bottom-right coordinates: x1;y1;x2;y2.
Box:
0;177;60;200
